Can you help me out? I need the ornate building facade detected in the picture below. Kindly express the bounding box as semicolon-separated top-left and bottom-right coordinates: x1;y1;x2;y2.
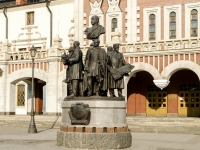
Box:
0;0;200;117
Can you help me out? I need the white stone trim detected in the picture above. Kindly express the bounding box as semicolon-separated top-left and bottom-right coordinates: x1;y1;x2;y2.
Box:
126;0;137;43
74;0;84;46
185;2;200;38
107;0;121;13
161;60;200;80
143;7;161;41
164;4;182;40
89;0;103;15
106;12;122;44
128;62;162;82
15;81;28;115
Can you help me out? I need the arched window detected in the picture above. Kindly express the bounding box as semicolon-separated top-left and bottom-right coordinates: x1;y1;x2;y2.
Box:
191;9;198;37
149;14;155;40
111;18;117;32
169;12;176;39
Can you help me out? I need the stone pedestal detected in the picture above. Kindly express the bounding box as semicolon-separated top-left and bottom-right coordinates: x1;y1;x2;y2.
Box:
57;97;132;149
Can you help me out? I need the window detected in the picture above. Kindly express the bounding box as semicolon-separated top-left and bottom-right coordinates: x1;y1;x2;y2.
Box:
169;12;176;39
111;18;117;32
18;48;26;51
191;9;198;37
17;85;25;106
26;12;34;25
149;14;155;40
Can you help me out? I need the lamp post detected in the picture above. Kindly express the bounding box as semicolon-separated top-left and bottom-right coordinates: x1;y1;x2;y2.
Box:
28;45;37;133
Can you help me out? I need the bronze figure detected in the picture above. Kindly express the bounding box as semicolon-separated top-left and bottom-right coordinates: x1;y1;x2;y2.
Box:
84;15;105;40
61;41;84;96
84;39;107;96
107;44;134;97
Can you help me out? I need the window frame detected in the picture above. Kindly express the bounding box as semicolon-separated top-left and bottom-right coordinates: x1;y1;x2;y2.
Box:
191;9;198;37
26;11;34;25
149;14;156;41
111;18;118;32
17;84;25;106
169;12;176;39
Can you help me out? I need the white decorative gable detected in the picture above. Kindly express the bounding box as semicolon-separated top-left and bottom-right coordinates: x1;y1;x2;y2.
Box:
89;0;103;15
107;0;121;13
12;26;47;51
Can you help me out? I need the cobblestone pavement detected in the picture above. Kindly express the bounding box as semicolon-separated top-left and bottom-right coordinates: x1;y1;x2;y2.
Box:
1;126;200;150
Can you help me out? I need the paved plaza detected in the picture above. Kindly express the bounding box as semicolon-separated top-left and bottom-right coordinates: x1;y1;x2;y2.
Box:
1;116;200;150
0;126;200;150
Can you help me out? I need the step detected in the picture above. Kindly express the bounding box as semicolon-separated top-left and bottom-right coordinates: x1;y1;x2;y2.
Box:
1;116;200;134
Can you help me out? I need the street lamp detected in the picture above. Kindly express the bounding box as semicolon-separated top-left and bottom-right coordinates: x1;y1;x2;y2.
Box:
28;45;37;133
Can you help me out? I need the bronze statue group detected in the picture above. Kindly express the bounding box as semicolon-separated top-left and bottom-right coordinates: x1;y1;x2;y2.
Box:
61;15;134;97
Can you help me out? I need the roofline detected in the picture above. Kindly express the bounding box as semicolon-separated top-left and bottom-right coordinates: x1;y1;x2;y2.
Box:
0;0;48;9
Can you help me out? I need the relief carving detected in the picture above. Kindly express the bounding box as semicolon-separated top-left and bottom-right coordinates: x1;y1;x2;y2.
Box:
89;0;103;15
69;103;90;125
107;0;121;13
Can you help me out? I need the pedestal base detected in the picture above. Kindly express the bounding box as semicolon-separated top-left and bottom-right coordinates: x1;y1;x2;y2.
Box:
58;97;132;149
57;131;132;149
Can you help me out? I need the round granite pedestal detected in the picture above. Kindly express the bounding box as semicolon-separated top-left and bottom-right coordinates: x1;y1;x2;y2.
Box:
57;96;132;149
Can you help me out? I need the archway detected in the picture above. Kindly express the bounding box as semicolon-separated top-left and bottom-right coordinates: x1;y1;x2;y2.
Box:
6;68;47;115
127;71;155;116
168;70;200;117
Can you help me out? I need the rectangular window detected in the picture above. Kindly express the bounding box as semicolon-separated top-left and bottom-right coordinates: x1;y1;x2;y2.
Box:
169;12;176;39
18;48;26;51
26;12;34;25
17;85;25;106
191;10;198;37
149;14;155;40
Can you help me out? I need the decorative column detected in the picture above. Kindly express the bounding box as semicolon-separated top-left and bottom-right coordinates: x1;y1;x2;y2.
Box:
46;35;63;115
0;39;11;114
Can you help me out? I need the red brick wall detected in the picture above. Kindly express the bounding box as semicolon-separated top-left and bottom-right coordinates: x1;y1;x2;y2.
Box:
137;0;198;41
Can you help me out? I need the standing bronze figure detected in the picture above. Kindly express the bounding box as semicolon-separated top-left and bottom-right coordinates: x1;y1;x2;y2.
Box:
84;39;107;96
107;44;134;97
61;41;84;96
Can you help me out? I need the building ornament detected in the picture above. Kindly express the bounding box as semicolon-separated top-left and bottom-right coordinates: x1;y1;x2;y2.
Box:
107;0;121;13
89;0;103;15
153;79;170;90
12;26;47;50
21;26;38;39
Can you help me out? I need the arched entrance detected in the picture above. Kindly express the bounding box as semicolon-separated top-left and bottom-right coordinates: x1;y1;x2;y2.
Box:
127;71;154;116
168;70;200;117
166;69;200;117
11;77;46;115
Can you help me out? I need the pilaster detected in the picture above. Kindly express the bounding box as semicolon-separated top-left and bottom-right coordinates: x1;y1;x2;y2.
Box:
0;39;11;114
74;0;84;46
46;35;62;115
126;0;137;43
